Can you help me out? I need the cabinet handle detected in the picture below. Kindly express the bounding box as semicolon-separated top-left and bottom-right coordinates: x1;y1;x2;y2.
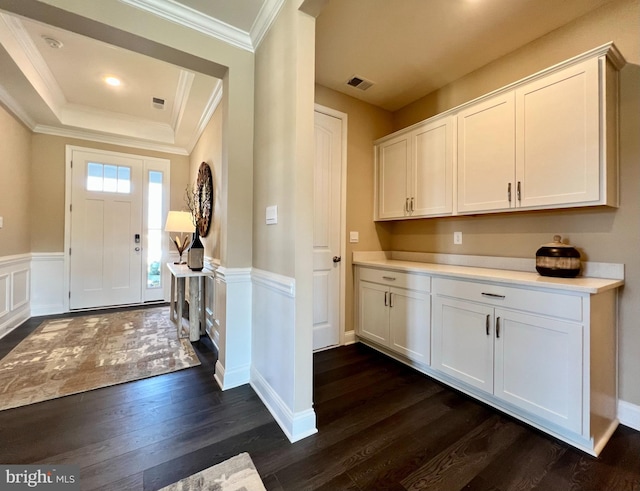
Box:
496;317;501;338
481;292;505;299
389;292;393;307
517;181;521;202
410;197;414;212
382;276;396;281
405;198;409;214
486;314;490;335
507;182;512;203
384;291;388;306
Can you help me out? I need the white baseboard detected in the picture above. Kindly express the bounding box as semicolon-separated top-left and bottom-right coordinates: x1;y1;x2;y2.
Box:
619;400;640;431
343;329;356;345
250;367;317;443
214;360;250;390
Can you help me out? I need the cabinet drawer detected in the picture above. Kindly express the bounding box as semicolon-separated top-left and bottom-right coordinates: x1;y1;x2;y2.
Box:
433;277;582;321
359;267;430;292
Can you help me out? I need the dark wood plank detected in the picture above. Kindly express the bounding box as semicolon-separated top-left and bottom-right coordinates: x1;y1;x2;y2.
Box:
0;330;638;491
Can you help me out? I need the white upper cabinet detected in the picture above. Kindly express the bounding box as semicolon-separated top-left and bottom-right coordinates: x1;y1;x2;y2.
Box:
515;58;602;208
376;116;454;220
377;133;411;219
375;43;624;219
457;93;516;213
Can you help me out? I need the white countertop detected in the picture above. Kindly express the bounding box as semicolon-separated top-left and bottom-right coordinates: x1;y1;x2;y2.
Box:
353;257;624;294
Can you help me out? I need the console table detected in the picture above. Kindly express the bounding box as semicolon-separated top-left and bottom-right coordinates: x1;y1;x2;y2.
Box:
166;263;215;342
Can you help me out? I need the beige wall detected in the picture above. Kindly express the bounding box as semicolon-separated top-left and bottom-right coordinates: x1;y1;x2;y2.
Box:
314;85;394;334
386;0;640;406
30;134;190;252
253;0;316;413
189;103;223;262
0;105;31;256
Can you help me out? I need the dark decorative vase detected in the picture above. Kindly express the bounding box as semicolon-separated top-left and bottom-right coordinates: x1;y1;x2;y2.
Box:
535;235;581;278
187;233;204;271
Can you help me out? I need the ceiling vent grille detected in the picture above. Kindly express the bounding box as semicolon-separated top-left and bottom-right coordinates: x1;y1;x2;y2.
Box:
152;97;165;110
346;75;374;91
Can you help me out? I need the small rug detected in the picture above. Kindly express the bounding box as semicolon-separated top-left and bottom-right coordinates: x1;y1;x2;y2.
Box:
0;306;200;411
159;453;266;491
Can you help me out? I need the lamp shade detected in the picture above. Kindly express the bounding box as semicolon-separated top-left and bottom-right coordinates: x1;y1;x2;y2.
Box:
164;211;195;233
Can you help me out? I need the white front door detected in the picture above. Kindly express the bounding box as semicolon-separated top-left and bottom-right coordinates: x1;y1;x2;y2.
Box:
312;109;344;351
69;149;143;309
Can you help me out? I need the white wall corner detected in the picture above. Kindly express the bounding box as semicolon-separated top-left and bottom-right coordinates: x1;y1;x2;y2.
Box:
30;253;66;316
343;330;356;345
250;367;317;443
618;400;640;431
214;360;250;390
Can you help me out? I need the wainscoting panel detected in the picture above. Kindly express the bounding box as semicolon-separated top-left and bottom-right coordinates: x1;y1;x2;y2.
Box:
251;268;317;443
0;254;31;339
213;267;252;391
30;253;66;316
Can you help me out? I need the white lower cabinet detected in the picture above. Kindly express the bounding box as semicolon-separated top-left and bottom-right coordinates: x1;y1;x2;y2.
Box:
355;263;620;456
432;295;583;433
357;267;430;365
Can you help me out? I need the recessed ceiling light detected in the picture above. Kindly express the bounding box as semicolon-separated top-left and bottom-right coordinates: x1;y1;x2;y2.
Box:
104;76;121;87
41;36;63;49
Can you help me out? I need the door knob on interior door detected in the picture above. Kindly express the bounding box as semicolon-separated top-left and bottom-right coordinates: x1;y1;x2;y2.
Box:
333;256;341;263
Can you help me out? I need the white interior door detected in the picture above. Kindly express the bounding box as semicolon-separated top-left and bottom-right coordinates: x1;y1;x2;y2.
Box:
313;110;344;351
69;149;143;309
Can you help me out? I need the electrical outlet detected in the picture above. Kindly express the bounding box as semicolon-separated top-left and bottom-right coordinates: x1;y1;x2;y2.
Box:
0;216;3;229
454;231;462;245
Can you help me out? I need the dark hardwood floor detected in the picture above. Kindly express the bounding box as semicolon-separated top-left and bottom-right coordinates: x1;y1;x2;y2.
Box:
1;311;639;490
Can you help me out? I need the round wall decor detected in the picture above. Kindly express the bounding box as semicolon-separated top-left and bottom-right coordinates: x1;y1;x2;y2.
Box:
196;162;213;237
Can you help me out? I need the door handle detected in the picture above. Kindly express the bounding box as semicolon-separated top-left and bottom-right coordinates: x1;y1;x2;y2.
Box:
134;247;141;252
332;256;341;263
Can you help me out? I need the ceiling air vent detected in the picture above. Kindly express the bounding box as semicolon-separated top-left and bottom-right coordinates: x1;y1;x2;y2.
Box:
346;75;374;91
152;97;165;110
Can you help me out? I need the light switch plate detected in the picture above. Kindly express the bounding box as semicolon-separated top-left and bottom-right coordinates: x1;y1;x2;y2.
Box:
454;231;462;245
266;205;277;225
349;231;359;243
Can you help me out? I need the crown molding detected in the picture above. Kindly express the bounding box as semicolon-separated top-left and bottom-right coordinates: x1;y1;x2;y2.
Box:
33;124;189;155
120;0;254;52
171;69;194;130
0;83;36;129
186;78;222;153
251;0;286;49
0;14;66;117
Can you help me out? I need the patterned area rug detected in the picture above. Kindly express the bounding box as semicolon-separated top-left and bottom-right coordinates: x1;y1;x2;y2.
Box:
159;453;266;491
0;307;200;411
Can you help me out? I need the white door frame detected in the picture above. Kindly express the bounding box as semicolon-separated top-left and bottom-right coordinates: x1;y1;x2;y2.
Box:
314;104;348;348
63;145;171;312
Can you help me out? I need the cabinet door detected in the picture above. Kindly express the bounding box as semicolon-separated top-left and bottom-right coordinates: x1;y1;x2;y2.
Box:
494;309;583;433
457;93;516;213
377;134;410;219
515;58;600;209
411;117;454;217
358;281;390;345
388;287;430;365
432;296;494;393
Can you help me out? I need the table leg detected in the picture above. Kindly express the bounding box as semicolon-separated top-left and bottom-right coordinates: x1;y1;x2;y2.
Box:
177;277;185;338
200;276;206;336
169;273;176;322
188;276;200;342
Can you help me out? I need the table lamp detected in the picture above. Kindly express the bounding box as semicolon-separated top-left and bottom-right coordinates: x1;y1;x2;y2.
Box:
164;211;195;264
